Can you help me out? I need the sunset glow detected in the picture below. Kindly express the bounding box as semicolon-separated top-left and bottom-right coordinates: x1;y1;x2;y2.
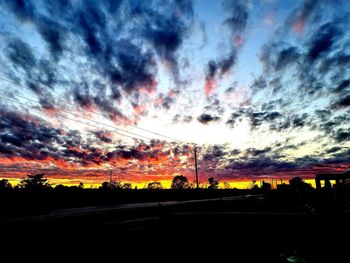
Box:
0;0;349;188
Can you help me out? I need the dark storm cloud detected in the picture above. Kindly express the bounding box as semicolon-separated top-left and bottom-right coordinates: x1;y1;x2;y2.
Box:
109;40;158;93
332;95;350;109
316;112;350;137
1;0;36;22
231;149;241;155
334;128;350;143
1;0;66;59
292;113;308;128
318;52;350;75
226;109;283;130
197;113;221;125
248;111;282;130
225;108;314;132
92;130;112;143
0;106;118;165
0;107;61;159
204;51;237;86
327;148;350;164
130;0;194;83
260;43;301;74
246;147;272;157
106;140;175;163
226;156;298;171
275;47;301;71
326;146;342;154
202;145;226;161
106;147;141;161
333;79;350;93
270;113;309;131
36;19;65;58
5;38;36;71
93;96;125;121
307;22;343;61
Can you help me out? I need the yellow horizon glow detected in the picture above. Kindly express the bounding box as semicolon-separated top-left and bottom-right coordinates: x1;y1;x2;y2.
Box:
3;177;318;189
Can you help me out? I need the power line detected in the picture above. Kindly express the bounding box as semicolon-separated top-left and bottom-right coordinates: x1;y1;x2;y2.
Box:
0;94;151;142
0;87;160;142
0;76;186;143
0;76;199;185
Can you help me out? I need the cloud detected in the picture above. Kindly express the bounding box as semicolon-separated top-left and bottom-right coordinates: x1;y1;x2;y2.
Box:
226;109;283;130
5;38;36;71
326;146;342;154
0;0;195;124
172;114;193;124
307;22;343;61
203;0;250;97
246;147;272;157
334;128;350;143
131;0;194;83
92;130;113;143
222;0;249;37
202;144;226;161
109;39;158;94
332;95;350;109
259;43;300;73
0;107;62;160
275;46;301;71
333;79;350;93
204;51;237;96
290;0;319;33
197;113;221;125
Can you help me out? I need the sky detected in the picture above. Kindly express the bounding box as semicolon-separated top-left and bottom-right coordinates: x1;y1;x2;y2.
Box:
0;0;349;188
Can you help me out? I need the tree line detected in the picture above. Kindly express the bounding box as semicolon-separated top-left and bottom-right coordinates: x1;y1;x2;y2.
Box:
0;174;221;191
0;173;313;191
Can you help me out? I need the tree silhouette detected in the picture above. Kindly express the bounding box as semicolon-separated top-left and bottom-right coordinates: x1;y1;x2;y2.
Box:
289;177;313;192
261;180;271;191
208;177;219;189
19;174;51;190
147;182;163;189
100;181;125;189
101;181;111;189
171;175;189;189
0;179;12;190
55;184;67;190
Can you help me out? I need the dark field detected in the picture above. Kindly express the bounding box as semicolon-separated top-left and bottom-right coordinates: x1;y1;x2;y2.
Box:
1;189;349;262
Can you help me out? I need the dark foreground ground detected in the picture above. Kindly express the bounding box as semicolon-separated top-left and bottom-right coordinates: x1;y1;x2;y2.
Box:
1;189;349;262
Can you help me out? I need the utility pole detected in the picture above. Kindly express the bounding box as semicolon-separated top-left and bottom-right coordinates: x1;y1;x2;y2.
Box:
194;146;199;189
110;170;113;183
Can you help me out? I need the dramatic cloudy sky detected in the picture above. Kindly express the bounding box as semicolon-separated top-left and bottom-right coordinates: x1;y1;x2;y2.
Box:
0;0;349;187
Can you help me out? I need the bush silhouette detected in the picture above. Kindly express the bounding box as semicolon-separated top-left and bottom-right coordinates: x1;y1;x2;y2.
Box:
208;177;219;189
0;179;12;190
171;175;189;189
147;182;163;189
